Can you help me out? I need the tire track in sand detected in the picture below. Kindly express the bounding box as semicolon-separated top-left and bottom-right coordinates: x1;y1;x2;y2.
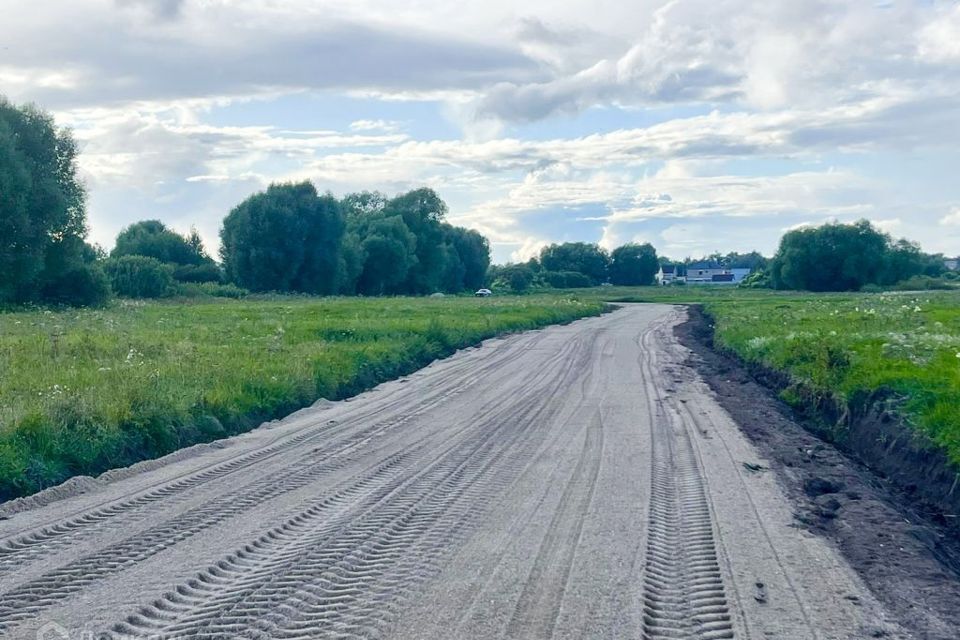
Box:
637;318;735;640
503;408;604;639
107;332;596;639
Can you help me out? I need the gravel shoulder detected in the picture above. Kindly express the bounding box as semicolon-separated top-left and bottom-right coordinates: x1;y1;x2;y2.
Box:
0;304;919;639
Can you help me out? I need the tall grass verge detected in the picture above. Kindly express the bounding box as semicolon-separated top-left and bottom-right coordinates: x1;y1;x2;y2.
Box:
0;295;606;500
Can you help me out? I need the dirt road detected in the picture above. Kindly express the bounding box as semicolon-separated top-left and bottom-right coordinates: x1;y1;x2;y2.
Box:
0;305;906;639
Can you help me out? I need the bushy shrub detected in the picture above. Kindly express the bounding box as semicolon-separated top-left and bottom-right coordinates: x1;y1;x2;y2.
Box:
172;262;223;283
860;276;955;292
105;255;174;298
738;271;771;289
174;282;249;299
542;270;593;288
490;264;535;293
40;264;112;307
890;276;954;291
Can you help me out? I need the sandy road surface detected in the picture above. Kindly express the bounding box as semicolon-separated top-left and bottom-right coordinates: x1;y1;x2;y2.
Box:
0;305;905;639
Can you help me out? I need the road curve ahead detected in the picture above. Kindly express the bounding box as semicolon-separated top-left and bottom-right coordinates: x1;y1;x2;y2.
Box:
0;305;904;640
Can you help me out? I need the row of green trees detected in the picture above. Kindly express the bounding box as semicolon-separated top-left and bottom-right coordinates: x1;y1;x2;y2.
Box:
489;242;660;292
220;183;490;295
98;184;491;299
0;96;489;304
101;217;960;297
102;184;491;299
660;251;769;275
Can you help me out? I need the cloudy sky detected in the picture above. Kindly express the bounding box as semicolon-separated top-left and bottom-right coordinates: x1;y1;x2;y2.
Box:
3;0;960;263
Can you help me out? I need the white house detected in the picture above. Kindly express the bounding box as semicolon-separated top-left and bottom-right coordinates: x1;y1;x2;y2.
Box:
683;262;754;285
656;264;683;285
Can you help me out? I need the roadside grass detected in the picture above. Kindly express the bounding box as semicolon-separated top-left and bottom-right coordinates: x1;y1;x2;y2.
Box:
589;285;960;467
0;294;607;500
704;290;960;466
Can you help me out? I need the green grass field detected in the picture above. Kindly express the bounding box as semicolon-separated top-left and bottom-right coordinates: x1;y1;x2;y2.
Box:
0;295;607;500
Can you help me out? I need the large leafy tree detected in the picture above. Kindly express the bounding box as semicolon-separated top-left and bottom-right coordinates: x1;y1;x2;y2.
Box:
609;243;659;285
355;216;418;295
385;188;448;294
539;242;611;285
724;251;768;271
446;226;490;291
769;220;929;291
341;188;489;295
112;220;221;283
220;182;346;293
113;220;207;265
342;191;389;219
0;97;106;305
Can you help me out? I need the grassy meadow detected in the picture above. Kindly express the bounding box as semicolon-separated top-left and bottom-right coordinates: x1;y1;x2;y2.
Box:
0;295;607;500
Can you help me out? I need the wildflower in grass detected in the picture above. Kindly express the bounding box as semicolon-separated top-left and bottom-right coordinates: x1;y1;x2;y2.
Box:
747;336;772;350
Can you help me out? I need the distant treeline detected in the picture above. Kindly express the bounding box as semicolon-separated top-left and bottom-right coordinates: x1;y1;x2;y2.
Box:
1;96;954;305
489;242;661;292
0;97;490;304
491;224;954;293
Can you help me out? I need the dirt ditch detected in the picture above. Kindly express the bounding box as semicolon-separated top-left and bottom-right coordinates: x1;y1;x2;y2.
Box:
677;304;960;639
